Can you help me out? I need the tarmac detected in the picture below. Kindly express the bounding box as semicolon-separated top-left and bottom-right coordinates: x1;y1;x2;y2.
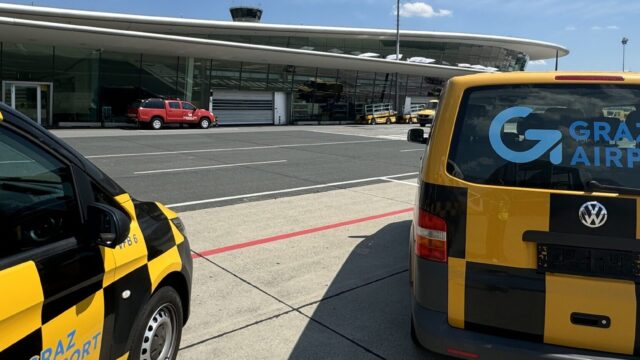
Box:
52;124;444;359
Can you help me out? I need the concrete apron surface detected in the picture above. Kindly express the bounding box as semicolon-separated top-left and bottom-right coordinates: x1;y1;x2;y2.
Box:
176;180;442;359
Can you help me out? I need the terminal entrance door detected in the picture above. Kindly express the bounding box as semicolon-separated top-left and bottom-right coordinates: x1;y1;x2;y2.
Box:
2;81;53;126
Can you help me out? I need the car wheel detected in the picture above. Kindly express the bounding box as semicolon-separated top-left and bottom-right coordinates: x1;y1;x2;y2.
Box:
129;287;183;360
420;123;426;128
151;117;163;130
386;118;392;124
370;119;376;125
199;117;211;129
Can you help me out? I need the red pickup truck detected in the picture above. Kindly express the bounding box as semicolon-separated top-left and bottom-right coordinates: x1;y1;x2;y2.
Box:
129;98;216;130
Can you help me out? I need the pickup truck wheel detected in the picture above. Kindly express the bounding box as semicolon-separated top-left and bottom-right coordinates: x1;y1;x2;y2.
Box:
129;287;183;360
199;117;211;129
151;117;163;130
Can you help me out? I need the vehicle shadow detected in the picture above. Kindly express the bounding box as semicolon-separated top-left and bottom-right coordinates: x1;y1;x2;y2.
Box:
288;220;447;360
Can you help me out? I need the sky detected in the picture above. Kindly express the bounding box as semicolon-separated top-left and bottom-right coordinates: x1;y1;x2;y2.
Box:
5;0;640;71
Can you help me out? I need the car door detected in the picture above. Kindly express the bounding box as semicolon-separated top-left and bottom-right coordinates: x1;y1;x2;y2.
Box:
166;101;182;123
0;120;114;360
181;102;197;124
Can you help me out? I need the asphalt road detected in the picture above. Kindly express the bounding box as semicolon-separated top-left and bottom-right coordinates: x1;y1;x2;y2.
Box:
53;125;444;359
57;125;426;211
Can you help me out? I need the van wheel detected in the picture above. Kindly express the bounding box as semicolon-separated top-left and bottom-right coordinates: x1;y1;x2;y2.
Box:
151;117;163;130
199;117;211;129
129;287;183;360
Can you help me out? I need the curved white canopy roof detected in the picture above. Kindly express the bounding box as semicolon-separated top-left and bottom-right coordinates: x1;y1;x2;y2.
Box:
0;16;487;78
0;3;568;61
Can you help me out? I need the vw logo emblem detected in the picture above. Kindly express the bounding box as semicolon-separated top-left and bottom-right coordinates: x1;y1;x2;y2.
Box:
578;201;608;228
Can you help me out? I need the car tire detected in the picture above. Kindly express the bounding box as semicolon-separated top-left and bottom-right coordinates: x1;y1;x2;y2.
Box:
199;117;211;129
128;287;184;360
420;123;426;128
151;117;163;130
386;118;392;124
370;119;376;125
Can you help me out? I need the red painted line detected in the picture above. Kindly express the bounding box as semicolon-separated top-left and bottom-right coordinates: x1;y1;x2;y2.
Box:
447;348;479;359
192;207;413;259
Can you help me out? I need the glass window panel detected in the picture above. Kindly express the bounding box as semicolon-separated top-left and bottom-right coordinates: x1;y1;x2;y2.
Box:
53;47;99;125
141;54;178;99
292;66;317;123
267;65;293;91
210;60;241;90
188;58;210;108
98;51;142;124
1;43;53;83
240;62;268;90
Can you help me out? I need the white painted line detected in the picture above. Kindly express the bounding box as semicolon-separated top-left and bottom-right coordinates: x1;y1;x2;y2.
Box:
382;178;419;187
86;139;389;159
134;160;287;175
377;135;407;140
400;149;423;152
0;160;33;164
307;129;407;141
167;172;419;208
306;129;379;139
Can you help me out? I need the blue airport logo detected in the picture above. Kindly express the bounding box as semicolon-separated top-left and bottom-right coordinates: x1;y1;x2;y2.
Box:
489;106;563;165
488;106;640;169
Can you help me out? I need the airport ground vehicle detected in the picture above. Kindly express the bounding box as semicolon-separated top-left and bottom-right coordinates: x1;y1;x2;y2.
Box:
0;103;192;360
403;104;427;123
362;103;398;124
417;100;439;127
407;72;640;359
129;98;216;130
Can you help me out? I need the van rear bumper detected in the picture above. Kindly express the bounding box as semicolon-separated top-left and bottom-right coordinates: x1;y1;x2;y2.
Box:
412;300;635;360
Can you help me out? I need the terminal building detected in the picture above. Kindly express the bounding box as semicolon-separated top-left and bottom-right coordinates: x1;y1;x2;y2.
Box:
0;3;568;127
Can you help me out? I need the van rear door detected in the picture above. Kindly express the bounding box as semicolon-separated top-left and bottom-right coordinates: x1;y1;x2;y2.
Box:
445;84;640;356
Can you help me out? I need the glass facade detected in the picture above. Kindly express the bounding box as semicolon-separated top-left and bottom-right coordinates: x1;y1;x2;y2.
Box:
195;35;529;72
0;35;527;127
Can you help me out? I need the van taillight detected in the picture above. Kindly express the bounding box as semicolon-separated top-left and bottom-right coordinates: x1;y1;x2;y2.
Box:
415;209;447;262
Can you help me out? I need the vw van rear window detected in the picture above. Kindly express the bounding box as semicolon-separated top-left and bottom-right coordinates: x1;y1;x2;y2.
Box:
448;85;640;191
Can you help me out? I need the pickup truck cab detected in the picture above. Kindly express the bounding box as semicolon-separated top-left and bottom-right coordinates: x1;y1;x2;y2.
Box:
131;98;216;130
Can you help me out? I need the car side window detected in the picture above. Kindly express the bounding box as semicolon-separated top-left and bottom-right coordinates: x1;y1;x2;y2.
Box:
182;102;196;110
168;102;181;109
143;100;164;109
0;124;80;258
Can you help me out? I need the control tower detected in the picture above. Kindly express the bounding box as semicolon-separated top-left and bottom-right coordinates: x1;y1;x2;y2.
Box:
229;6;263;23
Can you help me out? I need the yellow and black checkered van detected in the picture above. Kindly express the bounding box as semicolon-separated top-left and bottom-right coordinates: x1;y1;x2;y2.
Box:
408;73;640;359
0;103;192;359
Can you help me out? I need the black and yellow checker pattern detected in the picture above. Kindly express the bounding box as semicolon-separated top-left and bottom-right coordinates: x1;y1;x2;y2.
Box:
418;180;640;356
0;193;192;360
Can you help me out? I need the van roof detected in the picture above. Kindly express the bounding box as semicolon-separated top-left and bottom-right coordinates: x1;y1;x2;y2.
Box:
452;71;640;87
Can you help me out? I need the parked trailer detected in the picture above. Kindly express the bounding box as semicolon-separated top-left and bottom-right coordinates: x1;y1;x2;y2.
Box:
362;103;397;125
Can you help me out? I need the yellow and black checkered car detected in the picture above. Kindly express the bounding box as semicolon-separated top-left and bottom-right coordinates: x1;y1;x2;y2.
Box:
0;103;192;360
410;72;640;359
